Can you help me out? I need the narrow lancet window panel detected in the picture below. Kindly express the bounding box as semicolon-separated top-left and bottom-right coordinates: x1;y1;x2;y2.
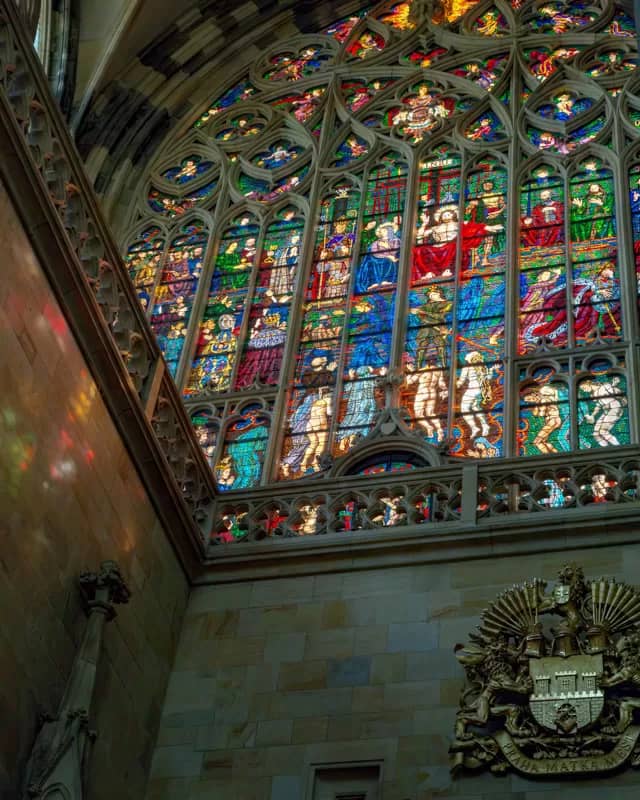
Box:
405;149;460;446
151;221;208;377
519;166;567;353
126;226;165;313
569;159;620;346
235;209;305;389
336;155;408;455
184;215;260;396
629;164;640;310
453;160;507;457
280;184;360;480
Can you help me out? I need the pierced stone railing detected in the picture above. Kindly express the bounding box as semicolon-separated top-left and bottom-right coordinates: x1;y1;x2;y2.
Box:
0;0;216;545
210;446;640;548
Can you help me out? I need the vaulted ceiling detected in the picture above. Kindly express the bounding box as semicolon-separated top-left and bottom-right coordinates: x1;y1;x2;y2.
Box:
73;0;373;227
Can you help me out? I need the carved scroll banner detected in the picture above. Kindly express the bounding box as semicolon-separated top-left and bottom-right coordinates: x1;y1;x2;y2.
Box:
494;727;640;777
450;564;640;778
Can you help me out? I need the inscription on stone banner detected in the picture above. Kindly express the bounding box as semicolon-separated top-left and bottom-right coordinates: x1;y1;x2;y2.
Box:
449;565;640;777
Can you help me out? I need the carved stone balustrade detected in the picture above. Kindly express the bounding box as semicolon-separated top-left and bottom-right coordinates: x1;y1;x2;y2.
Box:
206;445;640;575
0;0;216;562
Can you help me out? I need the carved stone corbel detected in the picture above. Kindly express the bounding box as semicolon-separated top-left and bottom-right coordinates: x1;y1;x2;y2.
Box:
22;561;131;800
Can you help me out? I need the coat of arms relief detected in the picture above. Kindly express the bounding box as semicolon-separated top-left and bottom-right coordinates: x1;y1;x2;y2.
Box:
450;564;640;777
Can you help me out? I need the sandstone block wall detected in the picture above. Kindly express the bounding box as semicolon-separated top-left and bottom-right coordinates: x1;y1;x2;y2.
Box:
148;545;640;800
0;181;189;799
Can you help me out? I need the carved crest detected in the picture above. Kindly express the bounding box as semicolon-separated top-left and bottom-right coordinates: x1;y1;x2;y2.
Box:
450;564;640;777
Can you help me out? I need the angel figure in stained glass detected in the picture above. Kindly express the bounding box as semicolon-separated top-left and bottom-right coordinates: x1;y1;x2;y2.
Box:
392;85;450;139
476;10;502;36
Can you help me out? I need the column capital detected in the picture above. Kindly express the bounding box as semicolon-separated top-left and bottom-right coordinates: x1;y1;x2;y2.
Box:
79;560;131;620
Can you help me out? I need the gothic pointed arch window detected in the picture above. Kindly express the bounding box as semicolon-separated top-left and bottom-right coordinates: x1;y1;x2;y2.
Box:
121;0;639;514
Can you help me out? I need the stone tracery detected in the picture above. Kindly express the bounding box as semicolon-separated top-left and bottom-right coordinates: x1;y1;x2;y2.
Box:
120;0;640;534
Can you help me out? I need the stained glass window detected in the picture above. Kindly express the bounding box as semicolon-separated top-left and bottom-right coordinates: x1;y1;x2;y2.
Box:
123;0;639;494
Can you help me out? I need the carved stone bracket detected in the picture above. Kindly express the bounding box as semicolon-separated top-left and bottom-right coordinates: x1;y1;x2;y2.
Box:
23;562;131;800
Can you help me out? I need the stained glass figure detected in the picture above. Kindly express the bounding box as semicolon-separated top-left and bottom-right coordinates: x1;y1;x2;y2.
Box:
336;156;407;452
402;45;448;67
569;160;620;345
332;133;369;167
269;87;326;123
524;47;581;82
190;408;219;467
196;79;256;126
185;215;259;396
608;9;635;37
578;370;629;449
148;181;217;217
151;222;208;376
161;156;214;185
519;167;566;353
629;166;640;306
464;110;505;142
238;165;310;202
527;1;597;33
537;90;593;121
527;116;606;154
390;83;456;142
215;113;266;142
473;8;509;36
347;29;386;59
251;141;304;170
263;46;331;81
126;226;164;312
324;10;369;42
341;79;395;112
587;50;636;77
519;368;570;455
452;54;509;90
235;210;305;389
217;405;270;490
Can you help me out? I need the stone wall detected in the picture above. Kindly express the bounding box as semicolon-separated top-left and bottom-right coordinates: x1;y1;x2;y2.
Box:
0;180;189;799
148;544;640;800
